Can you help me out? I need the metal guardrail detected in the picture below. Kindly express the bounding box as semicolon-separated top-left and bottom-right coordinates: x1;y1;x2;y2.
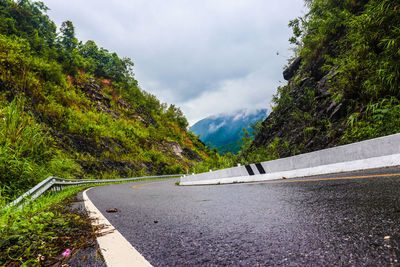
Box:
6;174;181;209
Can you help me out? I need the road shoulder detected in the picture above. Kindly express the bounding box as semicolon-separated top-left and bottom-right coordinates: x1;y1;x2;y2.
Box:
83;188;152;267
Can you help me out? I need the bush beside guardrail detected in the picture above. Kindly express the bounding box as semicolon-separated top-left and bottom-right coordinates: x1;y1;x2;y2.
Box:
6;174;181;209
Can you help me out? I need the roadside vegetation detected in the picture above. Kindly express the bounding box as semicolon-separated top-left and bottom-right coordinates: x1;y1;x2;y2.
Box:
0;186;98;266
0;0;238;201
2;0;398;196
241;0;400;163
6;0;400;262
0;1;238;263
0;175;179;266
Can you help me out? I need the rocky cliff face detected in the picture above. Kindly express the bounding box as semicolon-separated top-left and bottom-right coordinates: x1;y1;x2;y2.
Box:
245;0;400;161
248;58;350;159
46;79;204;177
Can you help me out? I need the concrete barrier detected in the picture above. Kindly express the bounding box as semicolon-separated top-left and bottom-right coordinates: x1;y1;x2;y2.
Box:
180;133;400;185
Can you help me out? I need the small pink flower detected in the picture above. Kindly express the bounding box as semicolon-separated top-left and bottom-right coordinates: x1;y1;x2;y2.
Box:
62;249;71;258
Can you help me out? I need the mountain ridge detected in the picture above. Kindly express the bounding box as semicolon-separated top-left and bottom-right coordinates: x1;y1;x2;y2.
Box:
190;109;267;154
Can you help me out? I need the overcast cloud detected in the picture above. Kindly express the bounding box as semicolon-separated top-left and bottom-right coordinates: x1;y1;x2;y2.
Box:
44;0;306;124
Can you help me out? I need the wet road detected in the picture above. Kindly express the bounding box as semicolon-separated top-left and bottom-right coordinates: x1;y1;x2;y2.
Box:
87;167;400;266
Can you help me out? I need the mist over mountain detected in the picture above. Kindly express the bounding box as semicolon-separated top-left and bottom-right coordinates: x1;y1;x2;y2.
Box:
190;109;268;154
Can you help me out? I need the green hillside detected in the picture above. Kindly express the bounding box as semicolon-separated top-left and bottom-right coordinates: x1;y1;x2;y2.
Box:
0;0;229;199
190;109;267;154
242;0;400;163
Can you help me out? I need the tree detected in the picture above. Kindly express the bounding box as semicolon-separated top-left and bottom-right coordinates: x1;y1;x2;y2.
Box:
238;128;253;152
59;20;77;51
166;104;189;130
79;40;134;82
0;0;57;57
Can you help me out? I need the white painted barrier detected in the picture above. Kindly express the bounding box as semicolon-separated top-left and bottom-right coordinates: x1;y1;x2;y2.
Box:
180;133;400;185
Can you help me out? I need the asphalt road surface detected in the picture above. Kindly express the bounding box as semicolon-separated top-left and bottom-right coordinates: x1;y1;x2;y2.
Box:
87;167;400;266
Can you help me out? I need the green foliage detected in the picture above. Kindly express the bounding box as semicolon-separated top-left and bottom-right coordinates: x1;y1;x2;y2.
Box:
0;99;48;159
0;99;81;197
272;85;294;110
0;0;57;57
79;40;134;83
344;97;400;142
303;126;316;141
290;0;400;101
165;104;189;130
240;137;284;165
237;121;263;152
0;186;96;266
250;0;400;161
0;34;32;90
214;142;241;155
190;150;237;174
238;128;253;152
319;1;399;101
302;0;400;135
0;0;219;201
59;20;77;51
0;98;50;195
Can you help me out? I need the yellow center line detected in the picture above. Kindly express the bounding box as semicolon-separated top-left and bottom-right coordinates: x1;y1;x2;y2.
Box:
132;181;167;189
247;172;400;185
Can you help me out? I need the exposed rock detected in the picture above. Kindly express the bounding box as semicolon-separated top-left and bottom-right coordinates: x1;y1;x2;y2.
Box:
182;147;202;162
82;79;110;106
81;80;120;119
77;160;140;176
283;57;302;81
117;98;133;110
158;141;184;158
329;102;344;120
135;107;157;126
316;69;338;97
299;76;311;87
54;132;126;157
250;62;348;157
327;101;338;113
132;114;146;123
170;142;183;158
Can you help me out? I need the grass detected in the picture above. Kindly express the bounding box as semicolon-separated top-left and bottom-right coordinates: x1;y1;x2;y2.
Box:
0;186;97;266
0;176;180;266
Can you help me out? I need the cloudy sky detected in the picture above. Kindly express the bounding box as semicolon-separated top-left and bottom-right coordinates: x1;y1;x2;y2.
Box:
44;0;306;125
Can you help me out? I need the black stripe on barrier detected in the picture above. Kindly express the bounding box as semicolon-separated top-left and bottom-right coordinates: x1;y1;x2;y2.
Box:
245;165;255;176
255;163;266;174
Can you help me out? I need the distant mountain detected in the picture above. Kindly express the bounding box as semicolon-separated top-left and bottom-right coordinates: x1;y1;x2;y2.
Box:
190;109;268;154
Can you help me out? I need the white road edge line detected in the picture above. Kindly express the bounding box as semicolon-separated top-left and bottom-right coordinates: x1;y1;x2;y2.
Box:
83;188;152;267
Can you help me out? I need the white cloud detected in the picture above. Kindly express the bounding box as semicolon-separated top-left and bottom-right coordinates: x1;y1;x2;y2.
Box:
44;0;306;123
208;121;227;133
181;65;284;125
